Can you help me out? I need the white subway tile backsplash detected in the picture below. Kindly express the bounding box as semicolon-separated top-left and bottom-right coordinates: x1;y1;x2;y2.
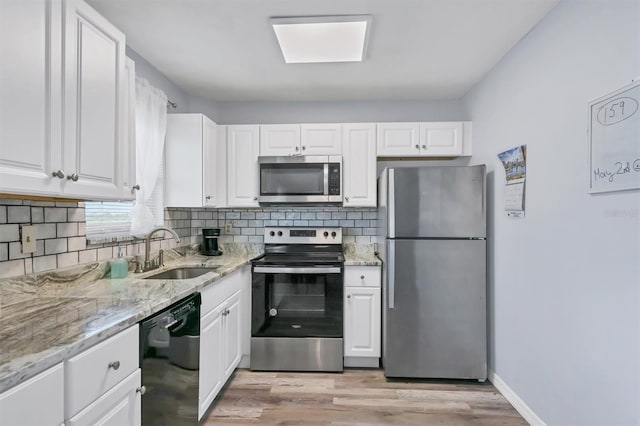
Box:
24;258;33;274
31;207;44;223
9;242;30;260
0;243;8;261
33;223;57;239
67;236;86;251
45;238;67;255
33;255;57;273
0;259;25;278
78;249;97;264
0;206;6;223
97;247;113;261
57;223;79;237
67;207;84;222
44;208;67;222
57;252;78;268
7;206;31;223
0;224;19;242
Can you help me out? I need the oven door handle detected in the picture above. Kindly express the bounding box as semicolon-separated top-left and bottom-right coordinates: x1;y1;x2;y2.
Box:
253;266;342;274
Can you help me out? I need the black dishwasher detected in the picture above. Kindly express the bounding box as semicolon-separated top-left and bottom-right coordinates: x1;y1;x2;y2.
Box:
140;293;201;425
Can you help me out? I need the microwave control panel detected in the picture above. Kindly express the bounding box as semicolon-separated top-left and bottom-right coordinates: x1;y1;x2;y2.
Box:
328;163;341;195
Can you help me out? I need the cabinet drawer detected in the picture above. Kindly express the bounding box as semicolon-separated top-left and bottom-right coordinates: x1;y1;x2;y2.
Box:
201;267;242;316
344;266;381;287
65;325;139;417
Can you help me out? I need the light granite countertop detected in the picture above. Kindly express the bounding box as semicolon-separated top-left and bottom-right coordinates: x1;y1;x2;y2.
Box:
0;244;262;394
343;244;382;266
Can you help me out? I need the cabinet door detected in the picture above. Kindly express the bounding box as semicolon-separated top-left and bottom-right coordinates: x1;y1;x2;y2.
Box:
165;114;204;207
227;125;259;207
223;290;242;379
344;287;381;357
342;124;376;207
376;123;420;156
67;369;141;426
0;363;64;426
198;305;224;420
260;124;300;156
203;116;219;207
62;0;126;199
301;124;342;155
419;122;463;156
0;0;62;196
119;56;136;200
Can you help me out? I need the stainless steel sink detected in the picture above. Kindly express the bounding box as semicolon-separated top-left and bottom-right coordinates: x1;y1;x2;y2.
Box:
142;266;219;280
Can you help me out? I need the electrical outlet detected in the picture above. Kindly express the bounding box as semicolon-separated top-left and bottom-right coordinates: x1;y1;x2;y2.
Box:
224;223;232;234
21;225;36;253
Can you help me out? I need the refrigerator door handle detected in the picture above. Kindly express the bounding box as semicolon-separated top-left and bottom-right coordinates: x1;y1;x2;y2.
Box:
388;240;395;309
388;169;395;238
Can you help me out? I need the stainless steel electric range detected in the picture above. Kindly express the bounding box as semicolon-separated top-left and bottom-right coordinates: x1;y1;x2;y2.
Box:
250;227;344;372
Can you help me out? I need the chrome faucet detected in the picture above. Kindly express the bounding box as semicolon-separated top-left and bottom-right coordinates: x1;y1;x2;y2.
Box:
143;227;181;272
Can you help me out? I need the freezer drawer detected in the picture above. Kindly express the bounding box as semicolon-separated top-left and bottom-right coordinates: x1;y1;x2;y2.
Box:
382;239;487;379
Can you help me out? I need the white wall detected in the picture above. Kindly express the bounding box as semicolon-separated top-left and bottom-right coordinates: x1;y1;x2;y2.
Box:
463;1;640;424
209;99;467;124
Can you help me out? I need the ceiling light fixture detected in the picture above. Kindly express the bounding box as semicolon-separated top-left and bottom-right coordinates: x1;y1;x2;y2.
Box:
271;15;372;64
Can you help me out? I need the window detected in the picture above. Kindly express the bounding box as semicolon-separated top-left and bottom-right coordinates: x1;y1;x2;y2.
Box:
85;163;164;241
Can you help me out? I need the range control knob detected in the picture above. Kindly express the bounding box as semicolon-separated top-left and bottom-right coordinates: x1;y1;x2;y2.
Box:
331;231;337;238
323;231;329;238
269;231;275;237
277;231;283;237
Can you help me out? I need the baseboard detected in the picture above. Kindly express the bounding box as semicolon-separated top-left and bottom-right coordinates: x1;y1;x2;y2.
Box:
344;356;380;368
488;370;546;426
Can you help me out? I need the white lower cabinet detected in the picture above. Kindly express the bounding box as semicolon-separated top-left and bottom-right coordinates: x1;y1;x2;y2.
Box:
344;266;381;367
198;266;249;420
66;369;141;426
0;363;64;426
65;325;140;425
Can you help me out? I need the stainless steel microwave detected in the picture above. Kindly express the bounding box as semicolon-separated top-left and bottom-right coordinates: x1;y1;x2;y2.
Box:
258;156;342;205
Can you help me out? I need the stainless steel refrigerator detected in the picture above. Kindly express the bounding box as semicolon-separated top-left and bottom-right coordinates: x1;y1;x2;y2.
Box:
377;165;487;380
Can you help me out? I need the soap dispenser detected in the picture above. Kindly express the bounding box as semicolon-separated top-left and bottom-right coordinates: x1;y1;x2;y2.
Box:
110;247;128;279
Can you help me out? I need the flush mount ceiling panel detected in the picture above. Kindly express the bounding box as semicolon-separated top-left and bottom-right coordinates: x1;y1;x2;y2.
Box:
87;0;559;102
271;15;372;63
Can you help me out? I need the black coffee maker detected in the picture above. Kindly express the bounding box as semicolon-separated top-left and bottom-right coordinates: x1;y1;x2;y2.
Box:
201;228;223;256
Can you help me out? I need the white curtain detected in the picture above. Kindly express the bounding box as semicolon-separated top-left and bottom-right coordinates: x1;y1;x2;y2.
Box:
130;77;168;237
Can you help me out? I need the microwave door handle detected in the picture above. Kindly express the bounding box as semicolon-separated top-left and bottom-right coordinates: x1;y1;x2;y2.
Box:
324;163;329;196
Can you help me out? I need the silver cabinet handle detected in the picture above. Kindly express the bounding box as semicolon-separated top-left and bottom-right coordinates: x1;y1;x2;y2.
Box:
360;275;365;279
295;146;299;151
345;196;349;202
205;195;212;200
253;197;258;201
347;294;351;299
131;184;140;194
67;173;79;182
422;145;427;149
302;146;306;151
52;170;65;179
136;386;146;395
415;144;419;149
108;361;120;370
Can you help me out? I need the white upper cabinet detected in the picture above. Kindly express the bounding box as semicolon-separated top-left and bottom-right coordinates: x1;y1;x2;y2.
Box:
0;0;132;200
0;0;63;196
259;124;341;156
376;123;420;156
342;124;376;207
227;125;260;207
260;124;301;156
377;122;469;157
62;0;127;199
419;122;463;156
301;124;342;155
165;113;224;208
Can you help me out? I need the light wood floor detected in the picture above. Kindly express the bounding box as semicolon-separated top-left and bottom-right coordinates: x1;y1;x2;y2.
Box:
203;369;527;425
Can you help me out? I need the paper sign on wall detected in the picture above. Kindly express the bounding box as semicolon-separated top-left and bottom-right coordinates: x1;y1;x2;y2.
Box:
498;145;527;218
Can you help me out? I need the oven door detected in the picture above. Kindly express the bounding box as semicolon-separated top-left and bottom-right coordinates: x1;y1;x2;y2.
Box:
251;265;343;338
258;156;341;204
